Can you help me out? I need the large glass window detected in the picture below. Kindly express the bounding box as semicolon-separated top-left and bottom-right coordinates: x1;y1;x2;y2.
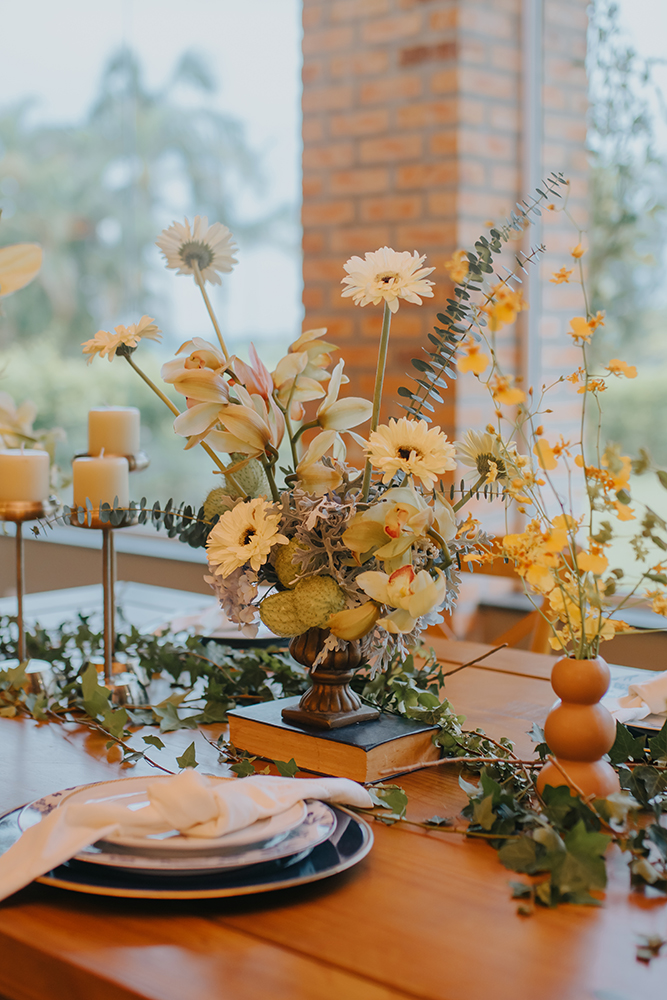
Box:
0;0;303;501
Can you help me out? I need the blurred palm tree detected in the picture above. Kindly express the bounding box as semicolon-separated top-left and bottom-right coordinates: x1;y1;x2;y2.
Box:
0;48;297;499
0;47;291;352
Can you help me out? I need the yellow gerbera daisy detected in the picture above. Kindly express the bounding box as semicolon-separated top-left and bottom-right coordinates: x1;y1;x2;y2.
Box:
81;316;161;364
341;247;434;313
365;417;456;489
156;216;238;285
206;498;288;577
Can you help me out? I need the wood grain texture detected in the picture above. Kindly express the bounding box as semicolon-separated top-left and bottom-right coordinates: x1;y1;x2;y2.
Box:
0;643;666;999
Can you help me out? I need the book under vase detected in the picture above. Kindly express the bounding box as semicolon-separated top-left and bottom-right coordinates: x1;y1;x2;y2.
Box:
228;627;440;782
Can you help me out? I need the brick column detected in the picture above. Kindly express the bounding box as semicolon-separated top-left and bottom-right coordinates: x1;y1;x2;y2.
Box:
301;0;589;446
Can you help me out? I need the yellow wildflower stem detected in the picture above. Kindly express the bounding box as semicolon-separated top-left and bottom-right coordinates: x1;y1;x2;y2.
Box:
361;300;392;502
192;260;230;361
122;353;247;497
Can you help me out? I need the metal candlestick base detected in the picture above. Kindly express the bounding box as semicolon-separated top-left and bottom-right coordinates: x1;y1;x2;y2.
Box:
74;450;150;473
0;498;57;666
88;659;145;707
69;512;140;692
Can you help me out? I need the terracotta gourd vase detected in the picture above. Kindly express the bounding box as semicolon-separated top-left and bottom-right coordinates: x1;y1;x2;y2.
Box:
536;654;620;799
281;627;380;730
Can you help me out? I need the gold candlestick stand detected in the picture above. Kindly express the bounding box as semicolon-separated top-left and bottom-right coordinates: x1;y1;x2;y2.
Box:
69;507;143;706
0;498;56;693
69;449;149;706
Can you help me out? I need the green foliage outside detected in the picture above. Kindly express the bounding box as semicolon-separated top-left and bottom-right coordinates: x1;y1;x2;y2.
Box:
588;1;667;466
0;48;296;499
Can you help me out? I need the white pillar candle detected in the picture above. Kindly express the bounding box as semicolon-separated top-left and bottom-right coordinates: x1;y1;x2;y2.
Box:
72;455;129;510
0;449;50;502
88;407;140;457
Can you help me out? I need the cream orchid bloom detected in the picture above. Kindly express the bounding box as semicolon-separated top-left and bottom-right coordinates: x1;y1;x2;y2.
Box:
272;351;326;420
316;360;372;432
0;243;42;298
357;564;446;633
161;338;226;383
289;328;339;382
295;429;343;495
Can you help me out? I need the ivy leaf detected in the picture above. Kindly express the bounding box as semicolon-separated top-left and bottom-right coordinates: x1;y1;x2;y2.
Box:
472;794;496;831
0;705;17;718
153;702;200;733
648;719;667;762
273;757;299;778
367;783;408;821
5;662;27;690
176;741;198;769
26;693;49;721
142;734;166;751
656;470;667;490
558;820;611;894
101;706;129;741
608;722;646;765
426;815;454;828
230;758;256;778
498;836;539;873
80;662;111;719
509;880;532;899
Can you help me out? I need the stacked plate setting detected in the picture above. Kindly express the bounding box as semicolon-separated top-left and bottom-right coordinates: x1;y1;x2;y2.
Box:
15;775;373;899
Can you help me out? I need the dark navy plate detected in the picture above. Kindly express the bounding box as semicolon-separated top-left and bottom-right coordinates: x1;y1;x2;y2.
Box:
0;805;372;900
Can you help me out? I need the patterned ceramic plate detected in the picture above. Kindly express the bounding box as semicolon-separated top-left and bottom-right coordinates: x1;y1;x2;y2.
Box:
17;777;336;873
0;804;373;899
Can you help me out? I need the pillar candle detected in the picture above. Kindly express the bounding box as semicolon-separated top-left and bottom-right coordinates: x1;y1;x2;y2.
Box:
72;455;129;510
88;407;140;457
0;449;50;502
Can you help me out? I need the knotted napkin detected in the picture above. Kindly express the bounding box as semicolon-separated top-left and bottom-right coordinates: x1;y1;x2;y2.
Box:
0;770;372;903
605;670;667;724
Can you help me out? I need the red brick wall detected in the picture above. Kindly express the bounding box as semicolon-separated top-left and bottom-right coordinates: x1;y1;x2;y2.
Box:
301;0;589;447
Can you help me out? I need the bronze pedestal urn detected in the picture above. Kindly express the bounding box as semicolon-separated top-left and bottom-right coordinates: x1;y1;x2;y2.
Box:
281;627;381;730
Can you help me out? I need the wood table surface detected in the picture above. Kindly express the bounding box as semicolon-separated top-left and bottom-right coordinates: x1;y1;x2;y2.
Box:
1;637;666;1000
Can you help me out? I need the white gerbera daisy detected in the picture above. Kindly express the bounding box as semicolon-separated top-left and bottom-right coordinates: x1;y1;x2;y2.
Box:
365;416;456;489
206;498;288;577
341;247;434;313
156;216;238;285
456;430;518;494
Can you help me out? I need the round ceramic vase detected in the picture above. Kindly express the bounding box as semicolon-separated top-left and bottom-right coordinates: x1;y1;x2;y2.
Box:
536;654;620;799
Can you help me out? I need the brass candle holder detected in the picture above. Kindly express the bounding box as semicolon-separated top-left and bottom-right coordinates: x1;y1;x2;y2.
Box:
74;450;150;473
69;448;149;706
69;506;143;706
0;497;57;694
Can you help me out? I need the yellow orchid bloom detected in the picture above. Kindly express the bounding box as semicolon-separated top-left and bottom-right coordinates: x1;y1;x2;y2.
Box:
357;565;446;634
328;601;381;641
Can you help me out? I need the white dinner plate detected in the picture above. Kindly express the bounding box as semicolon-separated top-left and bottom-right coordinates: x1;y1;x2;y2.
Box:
17;776;338;873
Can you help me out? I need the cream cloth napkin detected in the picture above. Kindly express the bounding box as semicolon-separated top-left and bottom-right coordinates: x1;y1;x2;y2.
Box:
605;670;667;724
0;770;372;903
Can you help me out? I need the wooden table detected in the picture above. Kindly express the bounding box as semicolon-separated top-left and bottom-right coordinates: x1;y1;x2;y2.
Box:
1;638;666;1000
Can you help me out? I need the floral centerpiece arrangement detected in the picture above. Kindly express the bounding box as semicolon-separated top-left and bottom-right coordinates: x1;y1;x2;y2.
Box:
82;217;496;709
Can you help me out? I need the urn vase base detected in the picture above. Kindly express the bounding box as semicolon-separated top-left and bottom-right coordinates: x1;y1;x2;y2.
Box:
281;702;380;731
536;757;620;799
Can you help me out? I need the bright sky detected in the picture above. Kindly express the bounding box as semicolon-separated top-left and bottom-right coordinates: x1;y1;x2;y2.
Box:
0;0;303;349
616;0;667;149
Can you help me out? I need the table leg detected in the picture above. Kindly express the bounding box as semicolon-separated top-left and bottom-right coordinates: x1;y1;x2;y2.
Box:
15;522;25;663
102;527;115;684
